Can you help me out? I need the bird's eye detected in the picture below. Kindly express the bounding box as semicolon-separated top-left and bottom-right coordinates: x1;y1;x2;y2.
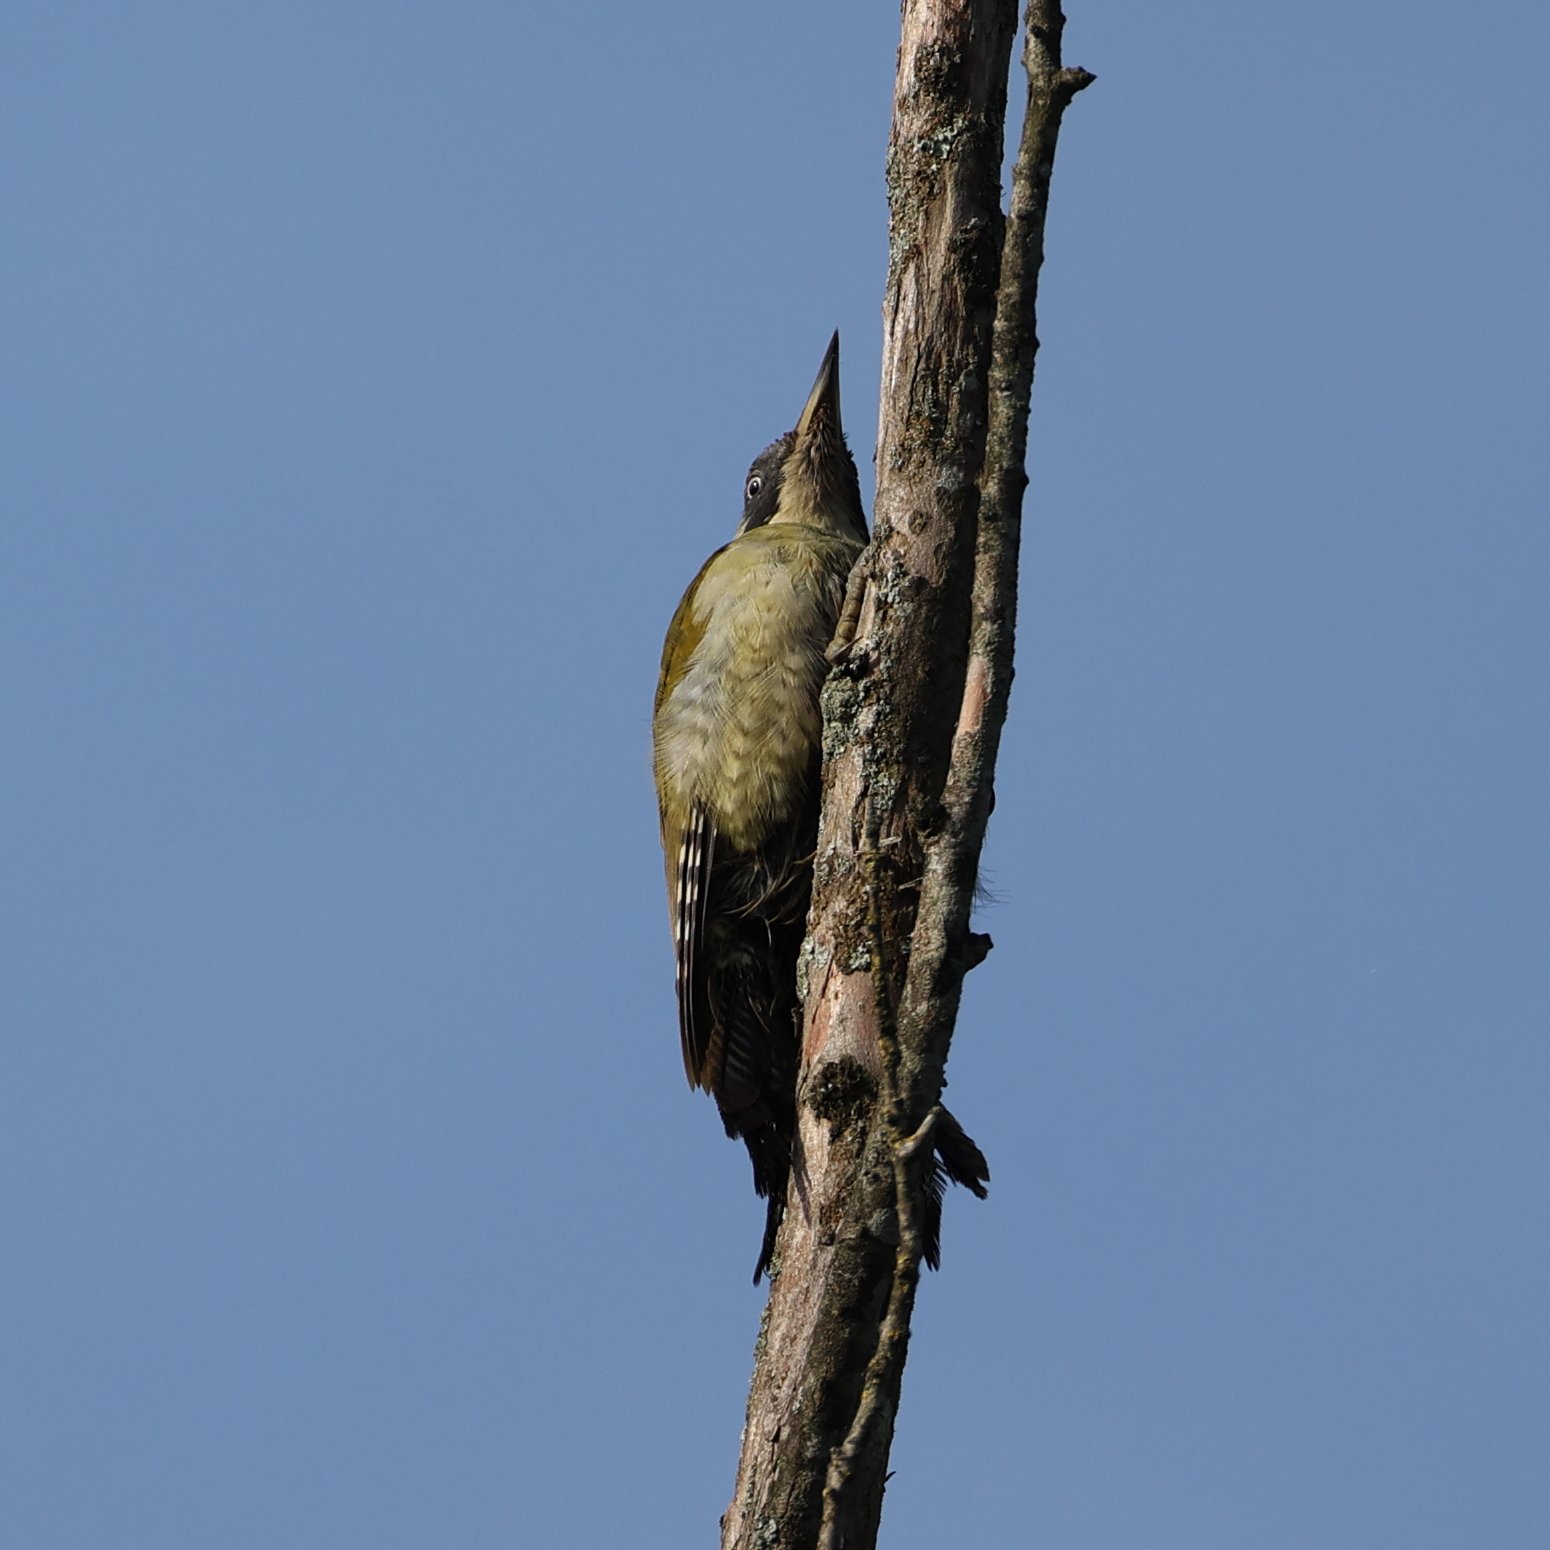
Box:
745;475;763;501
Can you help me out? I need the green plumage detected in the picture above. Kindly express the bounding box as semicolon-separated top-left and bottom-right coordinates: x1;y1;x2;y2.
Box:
652;336;866;1280
654;526;859;851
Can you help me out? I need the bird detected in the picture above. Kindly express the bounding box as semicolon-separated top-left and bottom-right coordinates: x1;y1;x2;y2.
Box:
653;334;987;1281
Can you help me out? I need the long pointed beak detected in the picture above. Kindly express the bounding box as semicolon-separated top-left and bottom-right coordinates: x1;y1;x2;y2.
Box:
794;331;842;448
774;331;867;541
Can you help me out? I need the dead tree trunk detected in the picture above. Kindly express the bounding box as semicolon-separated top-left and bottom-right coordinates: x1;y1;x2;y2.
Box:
721;6;1092;1547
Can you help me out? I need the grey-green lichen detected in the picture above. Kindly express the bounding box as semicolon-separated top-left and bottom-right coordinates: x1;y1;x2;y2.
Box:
819;673;862;759
841;936;874;975
795;933;832;1005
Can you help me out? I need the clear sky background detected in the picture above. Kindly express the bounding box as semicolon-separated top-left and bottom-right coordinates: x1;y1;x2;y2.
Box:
3;3;1546;1546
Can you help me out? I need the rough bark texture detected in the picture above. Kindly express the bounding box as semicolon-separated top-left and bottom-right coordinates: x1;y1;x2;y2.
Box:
721;6;1092;1548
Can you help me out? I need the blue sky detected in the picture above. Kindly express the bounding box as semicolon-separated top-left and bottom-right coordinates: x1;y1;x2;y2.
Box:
3;3;1546;1546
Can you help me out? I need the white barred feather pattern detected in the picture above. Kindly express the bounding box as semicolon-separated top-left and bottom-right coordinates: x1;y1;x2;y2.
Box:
673;805;716;1087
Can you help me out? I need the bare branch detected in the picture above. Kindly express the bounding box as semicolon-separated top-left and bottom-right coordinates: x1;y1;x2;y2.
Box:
721;6;1090;1545
896;3;1095;1109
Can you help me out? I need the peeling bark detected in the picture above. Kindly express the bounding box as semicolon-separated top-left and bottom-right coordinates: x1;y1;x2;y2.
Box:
721;6;1092;1547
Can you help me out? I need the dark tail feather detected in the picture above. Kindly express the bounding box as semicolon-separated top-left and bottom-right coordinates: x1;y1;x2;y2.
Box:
754;1188;784;1284
741;1109;984;1279
709;939;798;1283
743;1124;790;1283
922;1107;990;1271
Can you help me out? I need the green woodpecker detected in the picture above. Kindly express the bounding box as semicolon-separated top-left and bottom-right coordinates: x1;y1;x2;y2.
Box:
654;335;989;1281
653;334;867;1281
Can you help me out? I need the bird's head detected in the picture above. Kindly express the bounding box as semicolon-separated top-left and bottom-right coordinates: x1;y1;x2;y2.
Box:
737;333;868;544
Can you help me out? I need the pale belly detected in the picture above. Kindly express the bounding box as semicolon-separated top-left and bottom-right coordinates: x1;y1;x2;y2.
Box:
655;543;846;852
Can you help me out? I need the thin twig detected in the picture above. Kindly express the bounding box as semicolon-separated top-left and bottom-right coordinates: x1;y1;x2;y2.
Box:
895;0;1095;1101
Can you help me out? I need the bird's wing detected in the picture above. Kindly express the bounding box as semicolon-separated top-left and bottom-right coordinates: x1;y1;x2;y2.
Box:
671;802;718;1088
